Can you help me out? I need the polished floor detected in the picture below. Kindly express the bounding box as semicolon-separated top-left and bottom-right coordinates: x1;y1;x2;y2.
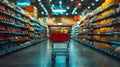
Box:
0;39;120;67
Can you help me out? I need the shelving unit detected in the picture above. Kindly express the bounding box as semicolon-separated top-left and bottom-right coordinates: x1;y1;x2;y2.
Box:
73;2;120;59
0;2;47;56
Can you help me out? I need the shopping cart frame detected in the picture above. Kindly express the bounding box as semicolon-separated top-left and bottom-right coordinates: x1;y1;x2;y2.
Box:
48;25;71;63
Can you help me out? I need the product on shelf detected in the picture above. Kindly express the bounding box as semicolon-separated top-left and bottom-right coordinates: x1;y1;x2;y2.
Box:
115;47;120;54
94;35;114;41
93;41;114;51
94;18;113;26
112;35;120;42
98;0;119;11
115;24;120;32
94;27;115;33
76;0;120;59
0;2;47;56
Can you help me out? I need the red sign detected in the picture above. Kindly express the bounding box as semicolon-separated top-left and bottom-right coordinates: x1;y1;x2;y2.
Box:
74;16;79;21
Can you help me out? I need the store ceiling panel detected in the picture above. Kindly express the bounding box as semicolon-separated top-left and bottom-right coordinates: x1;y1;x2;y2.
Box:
30;0;105;16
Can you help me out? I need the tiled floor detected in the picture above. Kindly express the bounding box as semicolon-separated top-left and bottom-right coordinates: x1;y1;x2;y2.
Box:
0;39;120;67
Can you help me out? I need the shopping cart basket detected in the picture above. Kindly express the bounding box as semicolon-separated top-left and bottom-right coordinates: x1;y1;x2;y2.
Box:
49;25;71;63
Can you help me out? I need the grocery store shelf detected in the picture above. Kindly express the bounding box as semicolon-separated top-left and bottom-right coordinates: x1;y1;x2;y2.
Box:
34;25;41;28
91;21;120;29
94;32;120;35
85;38;120;45
0;39;47;57
73;38;120;60
0;1;48;61
89;10;120;23
30;36;41;38
0;20;28;29
79;32;120;35
0;40;29;45
90;3;119;19
0;2;28;18
0;32;29;36
0;10;42;28
0;11;30;24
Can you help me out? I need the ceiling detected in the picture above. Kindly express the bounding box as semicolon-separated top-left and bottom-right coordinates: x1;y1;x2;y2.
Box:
14;0;105;17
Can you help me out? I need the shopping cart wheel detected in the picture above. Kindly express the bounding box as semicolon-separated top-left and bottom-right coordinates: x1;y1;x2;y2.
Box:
51;55;55;67
66;55;69;62
51;55;56;62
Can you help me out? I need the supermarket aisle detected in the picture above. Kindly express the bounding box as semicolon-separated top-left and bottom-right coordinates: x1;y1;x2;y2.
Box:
0;40;120;67
0;40;52;67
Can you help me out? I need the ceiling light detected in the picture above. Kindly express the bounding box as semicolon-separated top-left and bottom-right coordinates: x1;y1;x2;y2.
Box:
59;1;62;4
41;4;44;7
58;22;63;25
17;3;30;6
88;6;90;9
96;0;99;2
49;0;52;2
92;3;95;6
72;8;77;14
78;3;81;6
66;13;68;15
52;4;54;7
75;12;77;14
41;12;44;14
67;6;70;9
38;0;41;1
71;0;74;2
52;9;66;12
81;0;84;1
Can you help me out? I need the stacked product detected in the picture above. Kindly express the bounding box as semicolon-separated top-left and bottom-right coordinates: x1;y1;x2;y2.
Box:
74;0;120;59
0;2;47;56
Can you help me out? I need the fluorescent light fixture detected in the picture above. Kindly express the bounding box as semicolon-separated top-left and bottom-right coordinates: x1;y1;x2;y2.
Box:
38;0;41;1
71;0;74;2
96;0;99;2
92;3;95;6
17;2;30;6
39;2;49;15
43;7;48;14
66;13;68;15
52;9;66;12
81;0;84;1
88;6;90;9
58;22;63;25
59;1;62;4
72;8;77;14
67;6;70;9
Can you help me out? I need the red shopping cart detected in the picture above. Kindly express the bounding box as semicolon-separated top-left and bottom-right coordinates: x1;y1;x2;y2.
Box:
49;25;71;64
